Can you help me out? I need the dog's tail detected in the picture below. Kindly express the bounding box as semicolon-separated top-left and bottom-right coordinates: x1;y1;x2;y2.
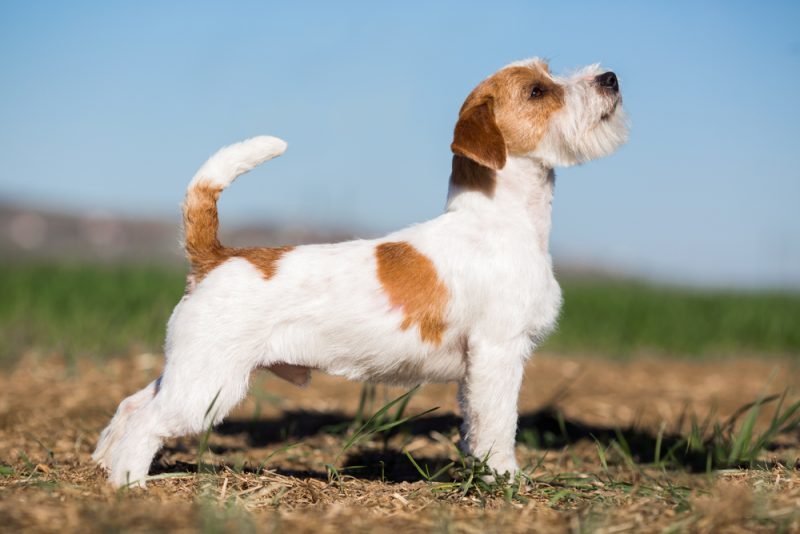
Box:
183;136;287;270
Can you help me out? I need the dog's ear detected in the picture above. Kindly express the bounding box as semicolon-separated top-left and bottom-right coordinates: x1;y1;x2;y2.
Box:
451;98;506;170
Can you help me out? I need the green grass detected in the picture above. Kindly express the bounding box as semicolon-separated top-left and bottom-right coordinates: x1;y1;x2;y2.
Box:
0;263;184;364
543;278;800;357
1;263;798;365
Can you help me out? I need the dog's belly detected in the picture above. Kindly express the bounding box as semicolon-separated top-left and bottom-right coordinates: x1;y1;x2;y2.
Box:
322;342;466;386
265;343;465;388
265;324;467;387
262;338;465;387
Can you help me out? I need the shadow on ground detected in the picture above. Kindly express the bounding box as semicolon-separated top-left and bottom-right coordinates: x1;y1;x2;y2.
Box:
149;457;332;481
148;404;749;482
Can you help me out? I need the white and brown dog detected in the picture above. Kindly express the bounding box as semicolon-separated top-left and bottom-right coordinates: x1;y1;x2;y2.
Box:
94;58;628;487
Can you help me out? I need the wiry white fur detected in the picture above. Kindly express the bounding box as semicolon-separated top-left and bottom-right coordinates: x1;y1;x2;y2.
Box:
535;64;629;167
94;59;628;488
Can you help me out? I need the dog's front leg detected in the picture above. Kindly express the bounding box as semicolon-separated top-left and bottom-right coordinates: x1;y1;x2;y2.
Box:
459;336;529;477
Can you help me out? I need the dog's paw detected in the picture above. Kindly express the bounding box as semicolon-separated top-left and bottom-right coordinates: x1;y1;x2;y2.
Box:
483;455;520;483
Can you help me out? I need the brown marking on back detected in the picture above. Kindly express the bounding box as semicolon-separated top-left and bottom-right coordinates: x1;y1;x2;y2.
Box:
451;61;565;167
234;246;295;279
375;241;448;345
183;180;294;286
189;244;294;286
450;154;496;197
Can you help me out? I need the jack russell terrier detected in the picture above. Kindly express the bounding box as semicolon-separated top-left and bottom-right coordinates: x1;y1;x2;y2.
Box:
94;57;628;487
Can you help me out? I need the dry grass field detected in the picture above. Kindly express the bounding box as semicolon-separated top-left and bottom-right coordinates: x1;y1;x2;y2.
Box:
2;353;799;533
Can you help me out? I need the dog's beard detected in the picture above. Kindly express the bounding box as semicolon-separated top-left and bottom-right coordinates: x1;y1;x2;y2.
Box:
534;92;629;167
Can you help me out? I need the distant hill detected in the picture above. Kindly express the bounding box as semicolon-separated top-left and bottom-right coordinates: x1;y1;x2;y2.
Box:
0;202;357;264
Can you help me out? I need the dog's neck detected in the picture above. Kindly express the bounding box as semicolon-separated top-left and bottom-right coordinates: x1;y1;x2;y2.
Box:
446;154;555;254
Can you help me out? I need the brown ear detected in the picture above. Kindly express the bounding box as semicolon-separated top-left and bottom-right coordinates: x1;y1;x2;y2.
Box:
451;99;506;170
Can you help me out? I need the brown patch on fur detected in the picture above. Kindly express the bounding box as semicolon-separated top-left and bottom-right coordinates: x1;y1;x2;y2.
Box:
234;246;296;280
183;181;294;285
183;182;225;275
450;154;496;197
267;363;312;387
375;242;448;345
452;62;565;166
451;99;506;170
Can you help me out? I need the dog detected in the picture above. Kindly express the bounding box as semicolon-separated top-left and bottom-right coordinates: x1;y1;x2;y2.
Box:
93;57;628;487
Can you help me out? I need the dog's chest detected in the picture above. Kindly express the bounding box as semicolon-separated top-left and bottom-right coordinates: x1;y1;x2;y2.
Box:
448;239;562;344
523;262;562;343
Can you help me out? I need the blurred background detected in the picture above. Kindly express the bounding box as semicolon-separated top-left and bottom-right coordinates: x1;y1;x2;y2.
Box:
1;0;798;363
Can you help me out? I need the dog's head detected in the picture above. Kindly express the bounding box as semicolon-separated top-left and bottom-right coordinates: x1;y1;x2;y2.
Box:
451;58;628;169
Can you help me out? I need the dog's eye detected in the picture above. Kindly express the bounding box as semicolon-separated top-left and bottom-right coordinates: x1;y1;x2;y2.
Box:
530;85;546;99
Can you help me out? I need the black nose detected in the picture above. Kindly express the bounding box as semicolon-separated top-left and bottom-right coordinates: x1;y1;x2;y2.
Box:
595;71;619;92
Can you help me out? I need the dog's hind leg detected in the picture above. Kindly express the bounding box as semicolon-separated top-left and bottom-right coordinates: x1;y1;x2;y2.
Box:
102;340;255;488
92;378;160;470
98;258;275;487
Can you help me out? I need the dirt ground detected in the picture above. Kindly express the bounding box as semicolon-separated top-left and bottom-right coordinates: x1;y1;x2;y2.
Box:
1;353;799;533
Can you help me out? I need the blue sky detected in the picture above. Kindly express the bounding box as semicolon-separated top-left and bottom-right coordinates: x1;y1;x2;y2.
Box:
1;1;799;287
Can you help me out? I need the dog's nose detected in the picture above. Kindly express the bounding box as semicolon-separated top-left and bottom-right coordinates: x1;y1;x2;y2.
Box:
595;71;619;92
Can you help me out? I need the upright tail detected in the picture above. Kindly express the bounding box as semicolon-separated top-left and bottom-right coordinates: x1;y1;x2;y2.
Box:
183;136;287;274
